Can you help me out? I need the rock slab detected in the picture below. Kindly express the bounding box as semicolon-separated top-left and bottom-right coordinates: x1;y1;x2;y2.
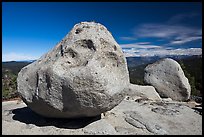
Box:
17;22;130;118
144;58;191;101
126;84;162;101
2;99;202;135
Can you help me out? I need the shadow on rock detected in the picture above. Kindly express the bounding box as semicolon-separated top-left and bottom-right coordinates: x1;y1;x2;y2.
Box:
12;107;101;129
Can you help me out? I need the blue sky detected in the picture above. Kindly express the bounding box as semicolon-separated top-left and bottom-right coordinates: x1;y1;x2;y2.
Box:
2;2;202;61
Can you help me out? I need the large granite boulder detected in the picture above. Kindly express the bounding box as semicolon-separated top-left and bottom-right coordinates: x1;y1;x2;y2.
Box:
17;22;130;118
144;58;191;101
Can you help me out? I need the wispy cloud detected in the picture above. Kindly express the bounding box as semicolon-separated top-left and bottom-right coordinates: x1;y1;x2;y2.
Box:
167;13;199;24
134;24;201;45
120;13;202;46
120;36;136;41
170;36;202;45
120;42;162;49
2;52;40;62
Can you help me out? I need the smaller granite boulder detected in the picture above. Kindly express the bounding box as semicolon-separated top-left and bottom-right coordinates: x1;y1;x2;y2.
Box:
129;84;161;101
144;58;191;101
125;84;162;101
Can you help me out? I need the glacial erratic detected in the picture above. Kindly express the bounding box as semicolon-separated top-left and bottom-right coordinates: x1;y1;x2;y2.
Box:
17;22;130;118
144;58;191;101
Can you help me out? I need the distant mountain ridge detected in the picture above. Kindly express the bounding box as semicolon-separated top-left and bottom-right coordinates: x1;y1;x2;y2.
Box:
126;55;202;68
2;60;36;63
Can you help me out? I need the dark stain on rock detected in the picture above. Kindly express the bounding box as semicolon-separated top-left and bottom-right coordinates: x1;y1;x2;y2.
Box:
82;25;90;29
67;48;78;58
99;38;109;46
45;74;51;90
75;39;96;51
114;45;117;51
84;61;89;66
107;52;120;67
60;45;64;56
75;28;83;34
36;72;39;88
84;39;96;51
62;85;79;112
107;52;117;58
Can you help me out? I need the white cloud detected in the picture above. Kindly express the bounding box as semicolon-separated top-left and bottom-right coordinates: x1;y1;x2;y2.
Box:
122;47;202;57
170;36;202;45
123;52;139;57
2;52;40;62
135;42;151;45
120;43;162;49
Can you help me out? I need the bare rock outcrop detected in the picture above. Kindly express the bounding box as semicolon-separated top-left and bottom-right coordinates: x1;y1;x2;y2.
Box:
2;99;202;135
144;58;191;101
17;22;130;118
